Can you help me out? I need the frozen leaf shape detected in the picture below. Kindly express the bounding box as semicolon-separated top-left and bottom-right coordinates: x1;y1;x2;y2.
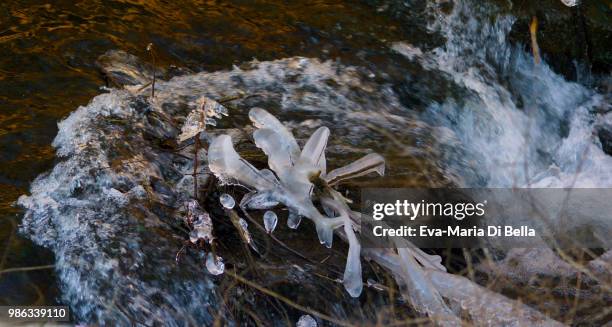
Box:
177;97;228;143
263;211;278;233
205;252;225;275
325;153;385;186
178;109;206;143
208;135;279;191
198;96;228;119
249;107;300;172
299;126;329;175
253;128;295;176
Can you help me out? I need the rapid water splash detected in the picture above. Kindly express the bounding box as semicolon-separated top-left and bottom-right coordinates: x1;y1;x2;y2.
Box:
394;0;611;188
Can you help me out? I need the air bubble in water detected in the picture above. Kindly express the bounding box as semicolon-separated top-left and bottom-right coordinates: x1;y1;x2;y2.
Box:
263;211;278;233
205;252;224;275
219;193;235;209
297;315;317;327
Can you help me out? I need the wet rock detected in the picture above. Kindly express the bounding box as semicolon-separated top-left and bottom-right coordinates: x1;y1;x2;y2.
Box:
597;112;612;155
506;1;611;82
96;50;193;87
599;129;612;155
21;52;406;325
96;50;160;86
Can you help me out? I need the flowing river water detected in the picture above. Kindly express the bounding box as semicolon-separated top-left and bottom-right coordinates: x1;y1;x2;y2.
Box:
0;0;610;324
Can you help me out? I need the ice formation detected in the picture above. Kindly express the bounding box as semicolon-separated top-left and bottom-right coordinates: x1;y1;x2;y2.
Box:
19;52;400;323
18;0;609;321
208;107;386;297
219;193;236;209
177;96;228;143
205;252;225;275
263;211;278;233
185;200;214;244
296;315;317;327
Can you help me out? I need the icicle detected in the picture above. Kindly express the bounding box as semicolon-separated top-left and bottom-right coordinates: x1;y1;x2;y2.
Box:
205;252;225;275
325;153;385;185
315;221;334;248
322;197;363;297
287;211;302;229
342;221;362;297
219;193;235;209
263;211;278;233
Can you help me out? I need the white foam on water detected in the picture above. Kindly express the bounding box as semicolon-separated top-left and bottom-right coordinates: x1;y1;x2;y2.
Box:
393;0;611;188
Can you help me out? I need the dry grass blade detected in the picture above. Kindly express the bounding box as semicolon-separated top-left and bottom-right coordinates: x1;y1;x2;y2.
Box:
225;269;354;327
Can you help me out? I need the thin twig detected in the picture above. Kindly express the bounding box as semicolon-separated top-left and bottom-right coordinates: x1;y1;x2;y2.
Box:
0;264;55;275
146;43;156;98
193;137;200;200
225;270;353;327
240;206;314;264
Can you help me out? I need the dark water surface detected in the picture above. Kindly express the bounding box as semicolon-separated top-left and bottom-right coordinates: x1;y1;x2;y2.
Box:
0;0;609;311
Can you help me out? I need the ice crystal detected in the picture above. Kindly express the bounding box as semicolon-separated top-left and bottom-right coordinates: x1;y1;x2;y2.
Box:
219;193;236;209
263;211;278;233
205;252;225;275
177;96;228;143
296;315;317;327
185;200;214;244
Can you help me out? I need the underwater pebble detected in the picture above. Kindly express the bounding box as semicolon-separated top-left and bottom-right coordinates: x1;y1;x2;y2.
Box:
205;252;225;275
219;193;235;209
263;211;278;233
296;315;317;327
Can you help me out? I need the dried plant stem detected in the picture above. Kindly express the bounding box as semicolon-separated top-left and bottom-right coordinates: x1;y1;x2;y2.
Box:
225;270;353;327
193;137;200;200
240;208;314;264
530;16;541;65
193;105;208;200
0;264;55;275
146;43;156;97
